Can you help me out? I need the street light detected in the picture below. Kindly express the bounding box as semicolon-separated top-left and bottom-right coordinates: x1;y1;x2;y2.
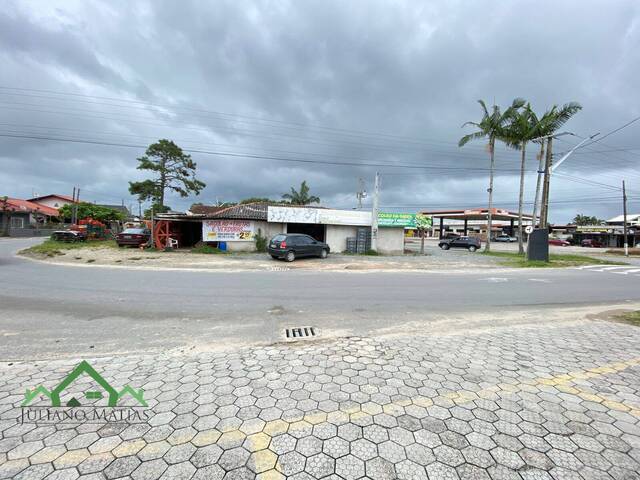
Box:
527;131;599;262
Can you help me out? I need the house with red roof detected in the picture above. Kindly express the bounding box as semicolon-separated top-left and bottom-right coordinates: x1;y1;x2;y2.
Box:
28;194;76;210
1;197;60;233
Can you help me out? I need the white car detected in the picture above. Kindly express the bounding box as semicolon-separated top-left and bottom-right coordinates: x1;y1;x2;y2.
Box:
494;234;518;242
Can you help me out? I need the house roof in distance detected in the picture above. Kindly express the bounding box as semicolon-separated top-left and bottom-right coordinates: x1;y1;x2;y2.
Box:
607;213;640;223
3;198;59;216
28;194;76;203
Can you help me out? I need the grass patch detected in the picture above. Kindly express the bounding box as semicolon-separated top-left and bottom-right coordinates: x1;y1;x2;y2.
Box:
606;248;640;256
21;239;117;256
191;244;229;255
617;311;640;326
482;250;627;268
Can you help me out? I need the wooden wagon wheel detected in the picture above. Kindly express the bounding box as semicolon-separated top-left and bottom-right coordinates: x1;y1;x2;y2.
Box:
154;220;171;249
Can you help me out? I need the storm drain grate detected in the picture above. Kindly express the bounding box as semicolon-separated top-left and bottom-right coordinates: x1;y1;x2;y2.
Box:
285;326;316;339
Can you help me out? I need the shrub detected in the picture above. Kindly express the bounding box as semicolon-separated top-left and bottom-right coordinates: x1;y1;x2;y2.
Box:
255;228;268;252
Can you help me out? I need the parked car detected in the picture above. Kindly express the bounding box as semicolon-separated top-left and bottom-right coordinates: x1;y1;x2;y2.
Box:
495;234;517;243
116;228;151;247
268;234;330;262
51;230;86;242
581;239;604;248
439;236;481;252
548;238;570;247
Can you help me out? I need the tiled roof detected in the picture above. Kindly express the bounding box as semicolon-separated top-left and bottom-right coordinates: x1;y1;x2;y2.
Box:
2;198;60;216
210;203;273;220
189;205;228;215
27;194;76;203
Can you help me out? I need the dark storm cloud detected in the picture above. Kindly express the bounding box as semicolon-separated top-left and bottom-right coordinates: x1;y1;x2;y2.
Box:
0;0;639;221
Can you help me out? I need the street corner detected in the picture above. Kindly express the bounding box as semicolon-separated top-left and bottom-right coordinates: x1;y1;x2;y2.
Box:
1;318;640;479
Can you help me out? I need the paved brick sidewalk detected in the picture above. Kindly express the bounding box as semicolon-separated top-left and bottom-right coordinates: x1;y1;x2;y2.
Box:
1;320;639;479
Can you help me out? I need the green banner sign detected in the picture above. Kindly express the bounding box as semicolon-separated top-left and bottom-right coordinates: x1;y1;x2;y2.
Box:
378;212;419;228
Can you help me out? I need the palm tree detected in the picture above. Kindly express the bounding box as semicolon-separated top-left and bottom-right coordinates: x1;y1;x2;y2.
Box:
503;104;538;254
534;102;582;228
459;98;525;252
282;181;320;205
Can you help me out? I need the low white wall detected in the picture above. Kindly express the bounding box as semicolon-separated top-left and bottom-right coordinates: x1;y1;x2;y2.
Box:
325;224;359;253
224;221;285;252
377;228;405;255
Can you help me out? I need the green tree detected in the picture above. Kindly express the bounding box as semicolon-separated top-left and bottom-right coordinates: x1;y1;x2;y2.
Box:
129;139;206;208
0;196;13;236
144;203;171;219
573;214;604;226
282;181;320;205
239;197;276;204
503;103;538;254
459;98;525;251
59;203;125;223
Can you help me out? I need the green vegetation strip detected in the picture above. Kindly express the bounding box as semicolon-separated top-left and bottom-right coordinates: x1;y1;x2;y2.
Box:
482;251;626;268
617;311;640;327
21;239;117;257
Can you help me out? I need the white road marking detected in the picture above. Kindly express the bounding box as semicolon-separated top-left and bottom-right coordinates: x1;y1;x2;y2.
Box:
485;277;508;283
528;279;551;283
575;265;640;276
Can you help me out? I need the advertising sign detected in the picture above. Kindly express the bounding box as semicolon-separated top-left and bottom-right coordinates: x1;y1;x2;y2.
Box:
378;212;417;228
202;220;255;241
318;209;371;226
267;206;319;224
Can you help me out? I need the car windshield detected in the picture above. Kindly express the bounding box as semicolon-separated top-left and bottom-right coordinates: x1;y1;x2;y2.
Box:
272;234;287;242
122;228;146;234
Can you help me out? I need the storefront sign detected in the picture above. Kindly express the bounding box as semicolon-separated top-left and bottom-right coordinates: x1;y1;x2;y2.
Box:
318;209;370;226
268;206;319;224
268;206;370;226
576;226;612;233
202;220;255;241
378;212;418;228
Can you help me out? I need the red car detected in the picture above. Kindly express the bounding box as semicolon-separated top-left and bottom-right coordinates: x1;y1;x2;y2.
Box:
116;228;151;247
548;238;570;247
581;239;604;248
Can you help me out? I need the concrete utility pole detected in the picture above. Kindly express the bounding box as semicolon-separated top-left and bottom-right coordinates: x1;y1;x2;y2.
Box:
623;180;629;257
540;133;598;228
370;172;380;251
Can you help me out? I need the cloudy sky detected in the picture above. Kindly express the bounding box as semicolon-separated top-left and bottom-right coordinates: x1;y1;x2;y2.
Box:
1;0;639;222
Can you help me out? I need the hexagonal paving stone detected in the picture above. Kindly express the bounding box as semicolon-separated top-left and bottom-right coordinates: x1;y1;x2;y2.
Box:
335;454;365;480
305;452;335;478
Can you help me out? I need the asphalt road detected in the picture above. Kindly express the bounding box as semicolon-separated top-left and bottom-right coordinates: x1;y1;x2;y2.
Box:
1;238;639;360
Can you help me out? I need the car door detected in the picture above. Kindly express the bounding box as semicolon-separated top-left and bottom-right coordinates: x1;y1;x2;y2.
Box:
298;235;315;257
451;237;465;248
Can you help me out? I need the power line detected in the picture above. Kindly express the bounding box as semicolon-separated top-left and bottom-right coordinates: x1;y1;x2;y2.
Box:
0;132;525;173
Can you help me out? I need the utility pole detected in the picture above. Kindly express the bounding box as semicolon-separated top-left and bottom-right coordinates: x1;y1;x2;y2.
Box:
370;172;380;252
540;133;599;228
531;141;546;227
356;178;367;209
71;187;76;225
138;200;142;219
623;180;628;257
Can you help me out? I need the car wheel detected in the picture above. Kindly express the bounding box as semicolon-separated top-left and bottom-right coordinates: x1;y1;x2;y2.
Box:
468;246;477;252
285;251;295;262
440;244;450;250
319;249;328;259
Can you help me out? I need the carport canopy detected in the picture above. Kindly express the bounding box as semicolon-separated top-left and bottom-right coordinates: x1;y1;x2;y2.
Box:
422;208;534;238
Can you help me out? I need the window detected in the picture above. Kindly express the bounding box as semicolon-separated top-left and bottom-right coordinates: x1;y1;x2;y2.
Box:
10;217;24;229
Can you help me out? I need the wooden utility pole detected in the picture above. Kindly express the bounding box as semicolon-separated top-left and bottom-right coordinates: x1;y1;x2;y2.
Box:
623;180;628;257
